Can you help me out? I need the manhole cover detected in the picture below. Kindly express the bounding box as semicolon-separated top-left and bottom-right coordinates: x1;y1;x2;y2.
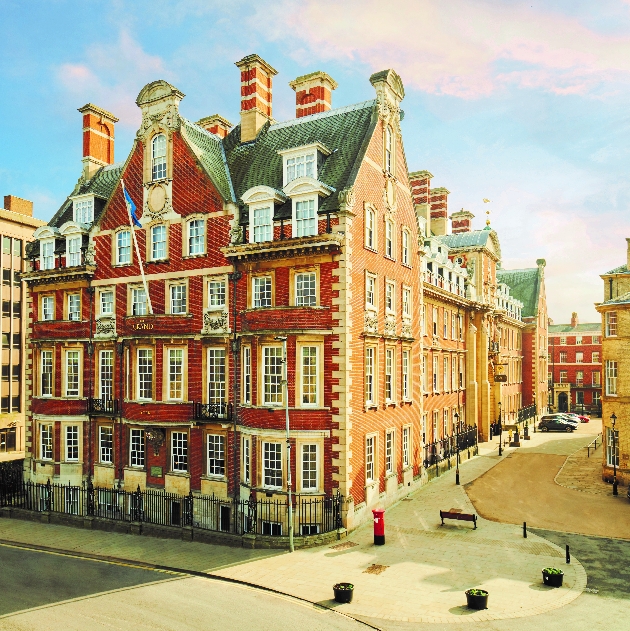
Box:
329;541;359;551
363;564;389;575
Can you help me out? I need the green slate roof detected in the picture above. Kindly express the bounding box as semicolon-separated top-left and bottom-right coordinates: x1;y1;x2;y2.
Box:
604;264;630;275
180;117;235;203
598;291;630;306
48;162;125;228
223;100;377;224
439;230;492;249
496;267;542;318
549;322;601;333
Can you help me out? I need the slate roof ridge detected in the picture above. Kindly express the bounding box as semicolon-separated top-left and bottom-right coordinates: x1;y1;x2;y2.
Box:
180;117;236;202
603;263;629;275
549;322;601;333
268;99;376;131
599;290;630;305
494;266;542;318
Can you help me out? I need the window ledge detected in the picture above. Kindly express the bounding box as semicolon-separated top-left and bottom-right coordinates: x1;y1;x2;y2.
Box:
182;253;207;260
112;263;133;268
166;471;190;478
145;259;170;266
365;403;378;410
201;475;227;483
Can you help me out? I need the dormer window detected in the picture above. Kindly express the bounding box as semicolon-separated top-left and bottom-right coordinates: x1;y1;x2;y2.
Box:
294;199;317;237
40;240;54;270
66;236;81;267
252;206;273;243
152;134;167;180
286;153;315;183
73;197;94;224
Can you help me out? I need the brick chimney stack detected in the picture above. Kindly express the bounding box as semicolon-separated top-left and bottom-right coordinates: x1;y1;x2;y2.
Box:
571;312;579;328
289;71;338;118
409;170;433;237
429;187;450;236
196;114;233;139
235;54;278;143
3;195;33;216
78;103;118;179
450;209;474;234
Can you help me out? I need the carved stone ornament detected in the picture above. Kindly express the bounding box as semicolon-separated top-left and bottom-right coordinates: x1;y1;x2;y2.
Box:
401;322;413;338
385;314;396;336
144;196;173;222
137;105;181;139
84;244;96;266
230;224;243;245
95;317;116;337
364;311;378;334
338;187;356;213
146;428;166;456
202;310;229;334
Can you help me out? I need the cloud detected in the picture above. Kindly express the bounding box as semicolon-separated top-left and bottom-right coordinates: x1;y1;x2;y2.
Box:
55;31;170;126
251;0;630;99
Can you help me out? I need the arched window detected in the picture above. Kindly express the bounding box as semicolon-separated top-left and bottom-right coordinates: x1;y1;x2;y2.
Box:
152;134;167;180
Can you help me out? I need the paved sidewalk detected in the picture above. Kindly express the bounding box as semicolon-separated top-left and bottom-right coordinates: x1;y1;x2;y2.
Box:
555;440;610;496
214;455;586;624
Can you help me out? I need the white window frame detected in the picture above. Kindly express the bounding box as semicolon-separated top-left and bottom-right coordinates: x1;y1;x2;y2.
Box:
402;425;410;468
433;355;439;393
366;435;375;483
385;218;394;259
385;280;395;314
300;345;319;407
73;196;94;224
385;124;394;173
576;352;584;364
402;349;410;400
263;441;283;489
606;426;619;467
295;271;317;307
365;346;376;406
606;360;618;396
385;347;394;403
366;272;377;310
152;133;167;181
293;197;317;238
65;425;79;462
242;346;252;404
262;346;283;406
168;348;184;401
284;151;316;184
131;287;147;316
40;424;53;460
99;426;113;464
66;235;82;267
40;350;53;397
137;348;153;400
402;287;411;319
207;347;226;405
592;352;600;363
40;239;54;271
207;434;225;477
385;429;394;474
169;283;187;315
365;207;376;250
253;275;272;308
67;293;81;321
401;228;410;266
100;290;114;316
301;443;318;491
151;224;167;261
443;356;449;392
171;431;188;472
130;429;145;468
116;230;131;265
99;350;114;400
250;205;273;244
65;350;80;397
208;278;227;310
187;218;205;256
606;312;617;337
41;295;54;321
242;436;251;484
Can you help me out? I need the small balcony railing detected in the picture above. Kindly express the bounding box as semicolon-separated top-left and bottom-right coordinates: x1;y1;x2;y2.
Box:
423;271;465;297
88;398;119;416
193;402;230;421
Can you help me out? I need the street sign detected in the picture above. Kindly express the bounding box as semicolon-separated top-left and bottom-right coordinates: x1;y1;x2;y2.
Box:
494;374;508;382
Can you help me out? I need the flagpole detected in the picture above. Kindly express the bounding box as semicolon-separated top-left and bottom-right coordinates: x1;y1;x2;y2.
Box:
121;180;153;315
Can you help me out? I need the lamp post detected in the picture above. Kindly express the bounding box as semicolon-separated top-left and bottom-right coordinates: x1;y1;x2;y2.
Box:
455;412;460;485
499;401;503;456
275;336;294;551
611;412;618;496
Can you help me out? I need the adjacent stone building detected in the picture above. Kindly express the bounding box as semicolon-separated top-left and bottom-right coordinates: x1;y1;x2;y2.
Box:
596;240;630;486
0;196;45;461
548;313;601;415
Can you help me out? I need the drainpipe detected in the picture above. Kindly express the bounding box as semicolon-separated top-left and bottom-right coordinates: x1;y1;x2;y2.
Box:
86;285;95;485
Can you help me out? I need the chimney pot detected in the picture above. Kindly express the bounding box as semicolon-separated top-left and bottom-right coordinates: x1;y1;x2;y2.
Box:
429;186;450;236
450;209;474;234
571;312;579;328
77;103;118;179
3;195;33;216
289;71;337;118
235;54;278;143
196;114;233;139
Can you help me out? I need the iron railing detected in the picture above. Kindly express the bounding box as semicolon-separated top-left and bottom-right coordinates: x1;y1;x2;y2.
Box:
88;398;119;416
0;479;344;537
422;425;478;469
193;402;229;420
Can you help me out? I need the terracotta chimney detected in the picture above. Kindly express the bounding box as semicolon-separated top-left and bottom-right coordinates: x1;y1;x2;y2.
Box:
3;195;33;216
429;187;450;236
289;71;337;118
78;103;118;179
235;54;278;143
409;170;432;236
571;312;579;328
450;209;474;234
196;114;233;139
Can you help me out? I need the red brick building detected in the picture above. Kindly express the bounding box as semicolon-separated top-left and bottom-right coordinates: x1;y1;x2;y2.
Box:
23;56;422;529
548;312;602;415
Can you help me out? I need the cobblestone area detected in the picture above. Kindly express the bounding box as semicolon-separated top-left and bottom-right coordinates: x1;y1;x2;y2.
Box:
555;437;612;496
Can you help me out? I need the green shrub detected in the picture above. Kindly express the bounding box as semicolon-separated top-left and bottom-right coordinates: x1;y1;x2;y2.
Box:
466;589;488;596
543;568;563;575
333;583;354;590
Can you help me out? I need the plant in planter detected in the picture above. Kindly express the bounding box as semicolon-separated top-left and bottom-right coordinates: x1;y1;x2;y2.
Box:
542;567;564;588
333;582;354;603
465;588;489;610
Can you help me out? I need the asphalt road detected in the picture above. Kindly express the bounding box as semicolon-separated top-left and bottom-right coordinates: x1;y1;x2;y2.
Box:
0;544;367;630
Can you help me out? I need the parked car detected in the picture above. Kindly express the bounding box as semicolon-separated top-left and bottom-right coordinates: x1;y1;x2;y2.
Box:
538;417;576;432
545;413;579;426
576;415;590;423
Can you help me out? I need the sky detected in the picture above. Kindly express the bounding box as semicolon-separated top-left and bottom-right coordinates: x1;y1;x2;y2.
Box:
2;0;630;323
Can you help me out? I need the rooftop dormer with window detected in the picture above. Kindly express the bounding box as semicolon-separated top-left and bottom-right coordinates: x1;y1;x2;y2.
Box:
422;236;467;297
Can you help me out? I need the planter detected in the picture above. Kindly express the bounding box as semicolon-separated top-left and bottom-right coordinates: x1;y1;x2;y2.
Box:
333;583;354;603
542;568;564;588
465;589;488;610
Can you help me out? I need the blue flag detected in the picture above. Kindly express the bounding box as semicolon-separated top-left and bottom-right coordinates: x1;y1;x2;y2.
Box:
122;181;142;228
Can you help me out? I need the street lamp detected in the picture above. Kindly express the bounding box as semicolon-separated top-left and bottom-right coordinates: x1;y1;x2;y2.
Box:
275;336;294;552
611;412;618;496
454;412;460;485
499;401;503;456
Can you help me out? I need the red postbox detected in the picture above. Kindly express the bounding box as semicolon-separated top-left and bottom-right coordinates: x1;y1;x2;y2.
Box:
372;508;385;545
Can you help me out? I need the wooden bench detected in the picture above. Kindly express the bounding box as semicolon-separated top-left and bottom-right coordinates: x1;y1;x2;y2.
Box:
440;508;477;529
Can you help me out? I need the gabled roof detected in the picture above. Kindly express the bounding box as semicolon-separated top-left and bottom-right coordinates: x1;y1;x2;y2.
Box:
48;162;125;229
549;322;601;333
180;117;235;203
496;267;542;318
223;100;377;224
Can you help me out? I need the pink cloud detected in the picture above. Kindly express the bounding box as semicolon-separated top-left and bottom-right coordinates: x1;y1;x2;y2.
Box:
252;0;630;99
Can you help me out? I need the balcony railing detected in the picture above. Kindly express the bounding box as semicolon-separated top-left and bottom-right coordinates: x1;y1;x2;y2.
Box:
193;402;230;421
88;398;119;416
423;271;465;297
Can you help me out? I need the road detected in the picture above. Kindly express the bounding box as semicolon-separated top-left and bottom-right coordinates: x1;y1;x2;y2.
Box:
0;544;367;631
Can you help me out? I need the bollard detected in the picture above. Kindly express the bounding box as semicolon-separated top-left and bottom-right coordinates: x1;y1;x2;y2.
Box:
372;508;385;545
523;521;527;538
566;545;570;564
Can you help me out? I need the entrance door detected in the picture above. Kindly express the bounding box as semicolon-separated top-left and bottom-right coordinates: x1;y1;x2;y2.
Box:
558;392;568;413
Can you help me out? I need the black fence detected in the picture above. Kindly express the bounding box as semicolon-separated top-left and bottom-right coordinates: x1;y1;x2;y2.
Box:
0;479;344;538
422;425;478;469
